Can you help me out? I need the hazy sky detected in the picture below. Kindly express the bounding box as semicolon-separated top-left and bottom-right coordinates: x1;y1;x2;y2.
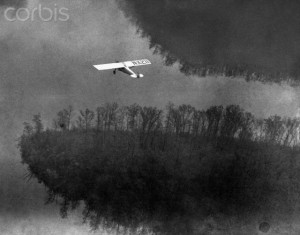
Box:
0;0;300;234
0;0;300;127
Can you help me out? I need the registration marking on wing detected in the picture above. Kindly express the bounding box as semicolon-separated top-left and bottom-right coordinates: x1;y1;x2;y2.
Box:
131;59;151;66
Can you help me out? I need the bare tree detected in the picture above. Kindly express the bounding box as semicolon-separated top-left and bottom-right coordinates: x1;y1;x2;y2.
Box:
206;106;224;139
53;105;73;131
192;110;206;137
96;106;106;132
264;115;285;144
78;109;95;131
104;102;119;131
140;106;163;149
283;118;300;146
115;106;127;131
239;112;255;141
126;103;141;131
178;104;194;134
220;105;244;139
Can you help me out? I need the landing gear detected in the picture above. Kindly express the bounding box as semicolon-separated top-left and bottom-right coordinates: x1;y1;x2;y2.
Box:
113;69;116;75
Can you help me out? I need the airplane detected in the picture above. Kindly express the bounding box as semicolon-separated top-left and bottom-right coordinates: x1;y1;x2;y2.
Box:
93;59;151;78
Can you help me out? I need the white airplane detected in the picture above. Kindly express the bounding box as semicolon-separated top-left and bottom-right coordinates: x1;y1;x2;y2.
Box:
93;59;151;78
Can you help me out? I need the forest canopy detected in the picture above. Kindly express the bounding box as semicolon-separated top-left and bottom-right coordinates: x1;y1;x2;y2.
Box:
19;103;300;234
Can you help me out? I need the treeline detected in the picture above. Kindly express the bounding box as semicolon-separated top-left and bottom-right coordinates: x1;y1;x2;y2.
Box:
19;103;300;234
25;103;300;148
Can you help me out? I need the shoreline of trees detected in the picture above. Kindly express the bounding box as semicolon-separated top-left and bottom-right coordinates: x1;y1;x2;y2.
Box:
18;103;300;234
24;103;300;148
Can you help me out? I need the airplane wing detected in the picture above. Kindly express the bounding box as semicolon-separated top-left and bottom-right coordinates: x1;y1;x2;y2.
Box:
93;62;125;71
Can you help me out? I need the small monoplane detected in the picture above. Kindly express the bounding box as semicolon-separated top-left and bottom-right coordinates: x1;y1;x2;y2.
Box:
93;59;151;78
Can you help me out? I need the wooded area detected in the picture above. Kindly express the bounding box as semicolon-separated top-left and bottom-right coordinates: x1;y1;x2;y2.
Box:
18;103;300;234
24;102;300;147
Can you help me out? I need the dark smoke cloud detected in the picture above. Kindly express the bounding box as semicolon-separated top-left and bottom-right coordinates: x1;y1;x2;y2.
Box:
118;0;300;84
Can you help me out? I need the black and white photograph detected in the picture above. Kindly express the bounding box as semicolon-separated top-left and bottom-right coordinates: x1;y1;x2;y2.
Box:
2;0;300;234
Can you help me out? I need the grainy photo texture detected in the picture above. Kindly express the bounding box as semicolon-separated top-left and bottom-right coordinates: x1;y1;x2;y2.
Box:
1;0;300;234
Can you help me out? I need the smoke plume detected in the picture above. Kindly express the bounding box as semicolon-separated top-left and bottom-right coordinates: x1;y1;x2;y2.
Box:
118;0;300;84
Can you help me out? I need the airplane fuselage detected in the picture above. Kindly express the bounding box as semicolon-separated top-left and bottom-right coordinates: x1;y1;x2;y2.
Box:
118;64;143;78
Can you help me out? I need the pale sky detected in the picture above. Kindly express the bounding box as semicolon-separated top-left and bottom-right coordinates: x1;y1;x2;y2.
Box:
0;0;299;128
